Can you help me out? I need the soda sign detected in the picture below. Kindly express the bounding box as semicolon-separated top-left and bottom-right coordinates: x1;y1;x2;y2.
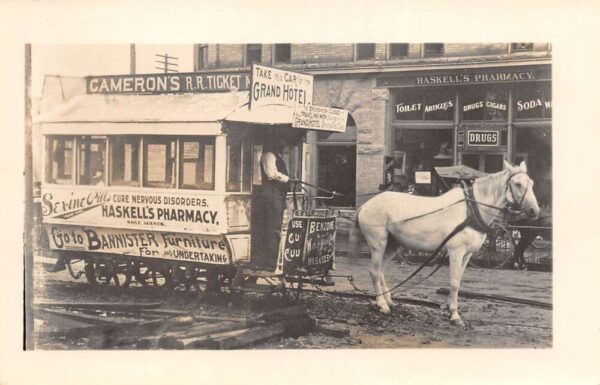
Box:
467;130;499;147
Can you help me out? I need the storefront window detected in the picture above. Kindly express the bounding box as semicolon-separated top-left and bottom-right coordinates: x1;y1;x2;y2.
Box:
45;136;74;185
110;136;140;187
395;128;454;187
179;137;215;190
143;137;176;188
514;83;552;120
78;136;107;186
461;86;508;121
393;88;454;121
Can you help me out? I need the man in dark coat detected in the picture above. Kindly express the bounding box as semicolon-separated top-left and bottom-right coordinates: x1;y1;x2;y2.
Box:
251;137;296;269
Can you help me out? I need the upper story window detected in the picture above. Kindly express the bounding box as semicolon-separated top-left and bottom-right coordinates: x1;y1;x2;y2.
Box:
245;44;262;66
423;43;444;58
196;44;208;70
511;43;534;53
389;43;409;59
45;136;74;185
273;44;291;64
356;43;376;60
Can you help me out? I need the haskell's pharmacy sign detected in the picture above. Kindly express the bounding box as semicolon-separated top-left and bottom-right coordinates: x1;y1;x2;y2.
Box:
86;72;251;94
250;64;313;109
377;65;551;88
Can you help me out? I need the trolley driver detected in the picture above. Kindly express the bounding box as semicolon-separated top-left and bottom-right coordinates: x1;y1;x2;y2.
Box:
252;137;297;269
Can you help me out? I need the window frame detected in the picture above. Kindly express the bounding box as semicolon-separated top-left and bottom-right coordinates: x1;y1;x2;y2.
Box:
273;43;291;64
76;135;108;186
388;43;409;59
510;43;534;53
45;135;76;185
422;43;444;58
178;136;216;191
195;44;209;70
244;44;262;66
355;43;376;61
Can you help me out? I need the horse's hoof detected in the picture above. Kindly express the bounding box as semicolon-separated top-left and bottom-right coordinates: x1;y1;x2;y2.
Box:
378;304;391;314
450;318;465;327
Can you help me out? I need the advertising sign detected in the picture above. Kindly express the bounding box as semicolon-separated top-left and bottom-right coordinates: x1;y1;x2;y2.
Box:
250;64;313;109
45;224;231;265
292;104;348;132
282;216;336;274
41;187;227;235
415;171;432;184
86;72;251;94
282;217;309;273
467;130;500;147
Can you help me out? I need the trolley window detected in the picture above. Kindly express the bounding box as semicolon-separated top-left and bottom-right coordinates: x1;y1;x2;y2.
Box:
179;137;215;190
77;136;107;186
110;136;140;187
226;138;252;192
143;137;177;189
282;143;303;180
45;136;74;185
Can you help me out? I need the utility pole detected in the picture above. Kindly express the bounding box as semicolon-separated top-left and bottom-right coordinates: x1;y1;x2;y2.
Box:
24;43;34;350
130;44;136;74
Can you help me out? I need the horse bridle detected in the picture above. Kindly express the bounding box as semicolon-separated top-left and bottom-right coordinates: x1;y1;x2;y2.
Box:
505;171;531;210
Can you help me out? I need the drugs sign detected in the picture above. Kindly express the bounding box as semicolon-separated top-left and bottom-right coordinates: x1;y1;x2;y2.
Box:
467;130;500;147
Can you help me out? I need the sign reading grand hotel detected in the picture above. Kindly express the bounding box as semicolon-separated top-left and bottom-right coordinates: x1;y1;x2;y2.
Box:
41;186;227;235
250;64;313;109
86;72;251;94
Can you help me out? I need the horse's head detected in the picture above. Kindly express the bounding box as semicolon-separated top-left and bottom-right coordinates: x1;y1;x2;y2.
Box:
503;160;540;219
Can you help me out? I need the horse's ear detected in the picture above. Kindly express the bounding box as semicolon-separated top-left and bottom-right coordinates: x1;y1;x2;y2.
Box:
503;160;514;171
518;161;528;172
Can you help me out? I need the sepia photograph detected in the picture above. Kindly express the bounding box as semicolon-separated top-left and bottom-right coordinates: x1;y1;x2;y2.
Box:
3;1;600;384
27;42;552;350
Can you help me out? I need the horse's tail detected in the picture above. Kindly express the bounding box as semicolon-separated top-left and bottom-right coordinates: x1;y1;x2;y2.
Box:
348;206;364;259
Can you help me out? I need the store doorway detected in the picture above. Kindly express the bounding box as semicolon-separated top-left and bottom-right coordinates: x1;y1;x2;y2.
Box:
317;145;356;207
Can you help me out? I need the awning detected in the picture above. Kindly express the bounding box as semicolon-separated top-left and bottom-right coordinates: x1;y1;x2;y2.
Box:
36;91;250;135
434;165;488;180
224;103;295;125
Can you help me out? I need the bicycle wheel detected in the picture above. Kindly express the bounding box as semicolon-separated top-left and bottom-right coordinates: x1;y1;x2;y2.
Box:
469;224;515;269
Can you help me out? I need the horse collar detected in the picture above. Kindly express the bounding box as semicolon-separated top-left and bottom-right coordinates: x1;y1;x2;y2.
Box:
461;181;495;234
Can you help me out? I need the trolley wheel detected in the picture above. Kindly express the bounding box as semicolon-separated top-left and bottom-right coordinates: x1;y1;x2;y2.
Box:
531;236;551;249
136;262;173;288
84;260;117;286
469;224;515;269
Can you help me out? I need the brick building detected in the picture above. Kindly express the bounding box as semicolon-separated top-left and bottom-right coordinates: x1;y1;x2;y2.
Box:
190;43;552;208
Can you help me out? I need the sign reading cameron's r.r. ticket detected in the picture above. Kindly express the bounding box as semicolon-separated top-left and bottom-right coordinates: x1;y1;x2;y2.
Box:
250;64;313;109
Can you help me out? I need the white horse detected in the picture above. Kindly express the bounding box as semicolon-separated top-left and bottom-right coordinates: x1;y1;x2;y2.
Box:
349;161;540;326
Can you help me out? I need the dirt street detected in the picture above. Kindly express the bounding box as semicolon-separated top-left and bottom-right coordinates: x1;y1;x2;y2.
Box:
33;253;552;349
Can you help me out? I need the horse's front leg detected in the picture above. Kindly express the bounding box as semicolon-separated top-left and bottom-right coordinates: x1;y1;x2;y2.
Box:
447;247;468;326
369;249;390;314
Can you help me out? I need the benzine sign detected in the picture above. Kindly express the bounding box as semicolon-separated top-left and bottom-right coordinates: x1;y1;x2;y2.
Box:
250;64;313;109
